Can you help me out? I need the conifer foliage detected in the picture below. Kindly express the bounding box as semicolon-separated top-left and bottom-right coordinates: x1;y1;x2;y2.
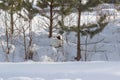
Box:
37;0;60;38
0;0;23;34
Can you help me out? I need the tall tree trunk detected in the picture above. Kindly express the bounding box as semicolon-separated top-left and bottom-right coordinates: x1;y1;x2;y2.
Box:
10;11;14;35
23;27;27;60
28;20;33;47
49;0;53;38
28;20;33;60
10;4;14;44
5;11;10;62
61;4;65;29
5;12;9;53
76;0;82;61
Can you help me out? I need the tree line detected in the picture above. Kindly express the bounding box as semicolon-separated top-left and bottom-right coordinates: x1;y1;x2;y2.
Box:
0;0;118;61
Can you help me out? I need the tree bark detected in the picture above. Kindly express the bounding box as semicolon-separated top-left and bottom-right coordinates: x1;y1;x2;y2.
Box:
23;27;27;60
29;20;32;47
10;12;14;35
28;20;33;60
76;0;82;61
49;0;53;38
10;3;14;45
10;4;14;35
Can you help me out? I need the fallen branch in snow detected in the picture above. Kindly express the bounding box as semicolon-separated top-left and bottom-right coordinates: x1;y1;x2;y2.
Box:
81;49;107;52
70;38;104;45
82;38;105;45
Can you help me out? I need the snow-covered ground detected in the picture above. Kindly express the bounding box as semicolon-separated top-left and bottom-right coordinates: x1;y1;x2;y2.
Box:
0;62;120;80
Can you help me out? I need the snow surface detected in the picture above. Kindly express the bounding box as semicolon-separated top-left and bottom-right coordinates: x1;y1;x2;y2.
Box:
0;62;120;80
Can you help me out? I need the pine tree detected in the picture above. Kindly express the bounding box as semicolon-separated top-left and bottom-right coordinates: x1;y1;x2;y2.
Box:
71;0;82;61
57;0;74;34
0;0;23;46
61;0;110;61
37;0;60;38
0;0;23;35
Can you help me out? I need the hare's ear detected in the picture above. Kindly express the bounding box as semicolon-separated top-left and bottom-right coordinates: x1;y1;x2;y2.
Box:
56;35;61;40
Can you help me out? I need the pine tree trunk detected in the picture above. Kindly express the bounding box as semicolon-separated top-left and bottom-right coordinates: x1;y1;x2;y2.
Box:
5;12;9;54
29;20;32;47
10;5;14;35
5;12;10;62
10;4;14;45
61;3;64;27
10;12;14;35
23;28;27;60
76;0;82;61
28;20;33;60
49;0;53;38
